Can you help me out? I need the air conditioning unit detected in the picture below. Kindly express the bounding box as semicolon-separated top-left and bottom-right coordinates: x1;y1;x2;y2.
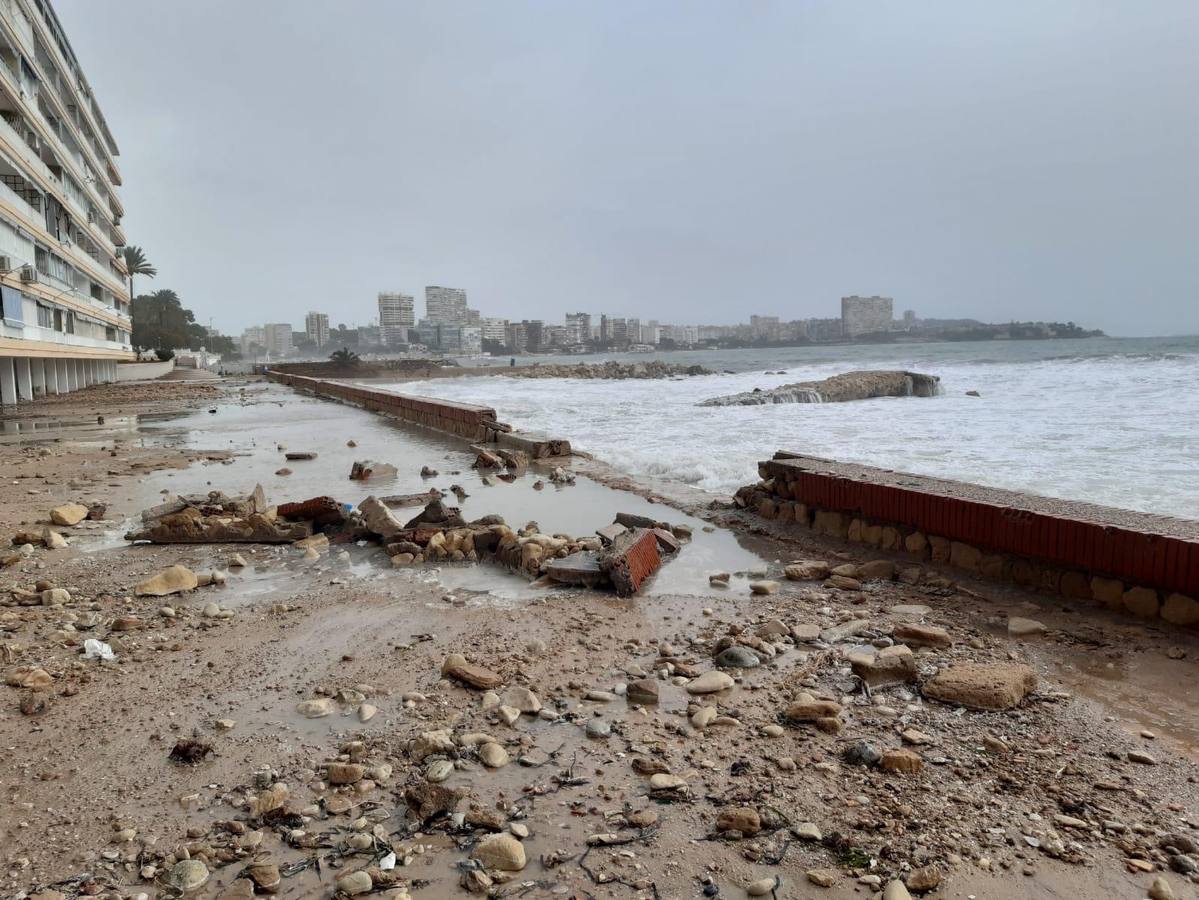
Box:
19;265;38;283
0;256;11;274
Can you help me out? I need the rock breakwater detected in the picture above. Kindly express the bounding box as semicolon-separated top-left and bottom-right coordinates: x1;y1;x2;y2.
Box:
699;369;940;406
504;360;711;380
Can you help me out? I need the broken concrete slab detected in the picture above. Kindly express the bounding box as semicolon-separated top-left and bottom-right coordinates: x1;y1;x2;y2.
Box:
349;460;397;480
545;551;607;588
922;663;1037;710
599;528;662;597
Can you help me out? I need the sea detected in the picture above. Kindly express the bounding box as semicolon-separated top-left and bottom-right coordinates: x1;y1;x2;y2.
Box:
390;336;1199;520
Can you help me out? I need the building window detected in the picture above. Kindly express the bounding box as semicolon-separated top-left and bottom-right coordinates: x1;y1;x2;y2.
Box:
36;304;52;328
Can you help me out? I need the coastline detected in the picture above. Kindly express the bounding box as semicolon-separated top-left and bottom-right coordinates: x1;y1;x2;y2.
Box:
0;376;1197;899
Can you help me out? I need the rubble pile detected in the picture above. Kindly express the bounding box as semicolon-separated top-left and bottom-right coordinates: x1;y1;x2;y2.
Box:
125;485;314;544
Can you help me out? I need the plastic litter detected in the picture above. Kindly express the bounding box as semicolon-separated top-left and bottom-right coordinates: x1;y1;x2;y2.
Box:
83;639;116;661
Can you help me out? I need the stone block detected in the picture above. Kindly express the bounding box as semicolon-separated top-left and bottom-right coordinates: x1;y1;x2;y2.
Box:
1010;559;1037;587
1090;576;1124;609
880;526;902;551
847;518;864;542
1161;593;1199;626
756;498;778;519
863;524;884;547
1059;571;1091;600
904;531;929;557
929;535;951;563
1122;586;1160;618
813;510;848;540
979;554;1009;580
949;541;982;571
793;504;811;527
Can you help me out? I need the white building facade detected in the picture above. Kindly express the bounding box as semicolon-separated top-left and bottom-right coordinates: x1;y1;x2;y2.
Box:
0;0;133;407
377;292;414;346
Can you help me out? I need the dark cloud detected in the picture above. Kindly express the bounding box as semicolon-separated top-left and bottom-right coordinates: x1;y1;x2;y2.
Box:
60;0;1198;335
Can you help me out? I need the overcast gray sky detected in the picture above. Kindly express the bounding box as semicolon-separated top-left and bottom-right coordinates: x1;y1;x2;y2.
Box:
59;1;1198;336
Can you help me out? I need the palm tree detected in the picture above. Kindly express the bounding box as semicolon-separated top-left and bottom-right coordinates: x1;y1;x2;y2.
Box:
122;245;157;306
329;347;361;369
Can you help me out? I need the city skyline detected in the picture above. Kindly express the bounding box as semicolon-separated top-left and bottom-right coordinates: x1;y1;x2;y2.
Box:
59;1;1199;339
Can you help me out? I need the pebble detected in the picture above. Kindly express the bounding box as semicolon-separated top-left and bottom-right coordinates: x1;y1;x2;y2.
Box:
749;580;779;595
479;742;510;767
686;671;735;694
473;833;526;871
715;646;761;668
335;871;373;895
585;719;612;739
746;876;779;896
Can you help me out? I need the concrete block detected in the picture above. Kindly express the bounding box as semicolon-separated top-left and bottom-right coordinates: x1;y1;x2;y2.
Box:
880;526;902;551
863;524;884;547
949;541;982;571
1090;576;1124;609
847;518;864;542
904;531;929;557
1161;593;1199;626
929;535;951;563
813;509;848;540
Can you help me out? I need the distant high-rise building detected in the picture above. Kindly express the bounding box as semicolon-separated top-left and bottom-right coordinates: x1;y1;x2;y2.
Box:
378;293;415;345
480;317;508;344
840;295;894;337
263;323;293;358
305;311;330;348
565;312;591;345
425;286;468;324
240;326;266;357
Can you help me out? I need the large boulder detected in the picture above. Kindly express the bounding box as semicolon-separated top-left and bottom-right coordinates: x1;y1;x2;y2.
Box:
49;503;89;527
134;565;199;597
922;663;1036;710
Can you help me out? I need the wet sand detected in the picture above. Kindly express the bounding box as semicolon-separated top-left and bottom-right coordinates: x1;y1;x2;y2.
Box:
1;377;1197;900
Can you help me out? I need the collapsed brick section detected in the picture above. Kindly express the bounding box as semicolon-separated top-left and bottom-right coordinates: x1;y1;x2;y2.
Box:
277;496;344;526
599;528;662;597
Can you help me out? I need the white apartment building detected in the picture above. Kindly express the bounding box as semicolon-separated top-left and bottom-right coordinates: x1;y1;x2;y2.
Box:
840;295;894;337
263;323;292;358
304;311;329;347
0;0;133;406
479;317;507;343
425;285;467;324
377;292;414;346
239;325;265;357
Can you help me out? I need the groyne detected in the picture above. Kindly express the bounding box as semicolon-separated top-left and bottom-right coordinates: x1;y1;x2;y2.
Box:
740;452;1199;625
266;372;571;456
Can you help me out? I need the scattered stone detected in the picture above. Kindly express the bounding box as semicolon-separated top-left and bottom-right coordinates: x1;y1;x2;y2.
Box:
892;623;952;648
442;653;504;690
749;580;779;595
716;807;761;836
134;565;199;597
327;762;365;784
746;876;780;896
1128;750;1156;765
626;679;660;704
807;869;837;887
49;503;89;526
296;698;334;718
716;646;761;669
883;881;913;900
1007;616;1047;637
922;663;1037;710
473;833;526;871
784;560;830;581
842;741;882;767
686;671;735;694
335;870;373;895
1149;875;1176;900
785;699;842;722
880;748;924;774
166;859;210;894
479;742;510;767
794;822;822;841
905;866;942;892
585;720;612;739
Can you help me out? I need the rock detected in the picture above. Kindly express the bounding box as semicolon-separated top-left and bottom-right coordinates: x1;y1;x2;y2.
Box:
585;719;612;739
626;678;660;704
841;741;882;767
686;671;735;694
442;653;504;690
479;742;510;767
358;703;378;722
905;866;942;892
229;553;247;568
1128;750;1156;765
717;807;761;835
245;862;280;893
820;619;874;643
473;832;526;871
826;574;862;591
901;728;932;745
791;623;821;641
41;588;71;605
922;663;1037;710
892;623;952;648
1007;616;1047;637
716;646;761;668
649;773;688;791
296;698;334;718
784;699;842;722
807;869;837;887
43;529;68;549
167;859;210;893
1149;875;1176;900
1123;585;1161;618
883;881;913;900
746;876;780;896
327;762;365;784
690;706;717;728
749;580;778;595
135;565;199;597
785;560;830;581
49;503;89;526
505;686;541;714
426;760;454;782
7;666;52;690
851;644;916;688
794;822;822;841
858;559;896;580
335;871;373;895
709;572;731;586
880;748;924;774
1162;594;1199;626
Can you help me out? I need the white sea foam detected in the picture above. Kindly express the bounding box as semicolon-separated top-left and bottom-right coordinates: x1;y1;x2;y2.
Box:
390;337;1199;519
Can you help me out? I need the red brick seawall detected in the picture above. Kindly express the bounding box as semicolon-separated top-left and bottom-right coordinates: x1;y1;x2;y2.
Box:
268;372;499;441
742;453;1199;626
